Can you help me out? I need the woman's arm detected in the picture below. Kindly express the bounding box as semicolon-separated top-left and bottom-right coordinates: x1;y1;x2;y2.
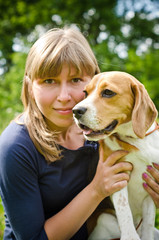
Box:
0;127;132;240
0;140;48;240
142;163;159;208
44;148;132;240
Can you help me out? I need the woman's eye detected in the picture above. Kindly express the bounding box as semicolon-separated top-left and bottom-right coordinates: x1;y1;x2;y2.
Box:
101;89;116;98
44;79;55;84
72;78;82;83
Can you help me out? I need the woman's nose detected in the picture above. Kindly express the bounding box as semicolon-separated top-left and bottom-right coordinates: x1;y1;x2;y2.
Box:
57;84;71;102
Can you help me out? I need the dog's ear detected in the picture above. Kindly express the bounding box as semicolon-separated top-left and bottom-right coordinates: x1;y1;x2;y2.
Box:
131;82;158;138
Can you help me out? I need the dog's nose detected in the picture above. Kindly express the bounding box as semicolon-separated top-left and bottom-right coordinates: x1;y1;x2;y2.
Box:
72;107;87;119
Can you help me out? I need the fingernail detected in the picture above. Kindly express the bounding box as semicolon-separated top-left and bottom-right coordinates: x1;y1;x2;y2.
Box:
143;182;148;188
142;173;148;178
147;165;152;170
153;162;159;167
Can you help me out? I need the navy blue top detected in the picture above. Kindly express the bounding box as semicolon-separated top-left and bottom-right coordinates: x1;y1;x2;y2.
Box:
0;121;99;240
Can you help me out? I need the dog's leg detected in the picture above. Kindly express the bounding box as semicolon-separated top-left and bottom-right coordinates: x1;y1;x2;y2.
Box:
112;186;141;240
141;195;155;240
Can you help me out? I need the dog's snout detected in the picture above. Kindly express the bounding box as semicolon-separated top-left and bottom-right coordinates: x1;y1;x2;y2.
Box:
73;107;87;119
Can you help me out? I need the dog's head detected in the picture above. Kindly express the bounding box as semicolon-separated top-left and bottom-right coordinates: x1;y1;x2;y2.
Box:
73;71;158;141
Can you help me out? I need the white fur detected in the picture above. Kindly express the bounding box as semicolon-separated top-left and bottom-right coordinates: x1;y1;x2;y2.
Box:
88;121;159;240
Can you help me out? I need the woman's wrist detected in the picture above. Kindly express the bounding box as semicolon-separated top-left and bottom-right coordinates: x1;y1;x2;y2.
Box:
88;180;107;203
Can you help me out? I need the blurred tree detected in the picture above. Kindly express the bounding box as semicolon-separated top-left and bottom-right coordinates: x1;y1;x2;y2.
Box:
0;0;159;132
0;52;26;130
0;0;158;71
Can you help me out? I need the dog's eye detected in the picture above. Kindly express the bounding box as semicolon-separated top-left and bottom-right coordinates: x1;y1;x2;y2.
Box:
83;90;88;98
101;89;116;98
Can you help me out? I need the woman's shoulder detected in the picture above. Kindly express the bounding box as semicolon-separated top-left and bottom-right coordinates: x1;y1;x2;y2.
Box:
0;120;39;162
0;120;45;173
0;120;30;146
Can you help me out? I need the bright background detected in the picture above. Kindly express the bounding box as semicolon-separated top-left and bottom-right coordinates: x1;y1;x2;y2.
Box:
0;0;159;238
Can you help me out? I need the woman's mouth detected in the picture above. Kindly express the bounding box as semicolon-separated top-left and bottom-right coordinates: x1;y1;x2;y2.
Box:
55;108;73;115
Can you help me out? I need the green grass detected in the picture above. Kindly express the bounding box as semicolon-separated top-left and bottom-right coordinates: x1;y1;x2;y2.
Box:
0;198;159;239
0;199;5;239
156;209;159;229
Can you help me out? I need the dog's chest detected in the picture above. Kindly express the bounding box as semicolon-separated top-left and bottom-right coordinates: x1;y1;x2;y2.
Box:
103;135;158;217
104;133;159;164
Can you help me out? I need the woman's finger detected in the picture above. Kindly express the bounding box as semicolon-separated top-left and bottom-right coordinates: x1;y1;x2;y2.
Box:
151;163;159;183
143;182;159;208
98;140;104;162
142;165;159;208
112;162;133;174
113;172;130;182
99;140;129;165
105;150;129;166
153;162;159;171
142;172;159;194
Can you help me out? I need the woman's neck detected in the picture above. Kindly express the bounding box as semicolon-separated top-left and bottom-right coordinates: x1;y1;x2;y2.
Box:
57;123;84;150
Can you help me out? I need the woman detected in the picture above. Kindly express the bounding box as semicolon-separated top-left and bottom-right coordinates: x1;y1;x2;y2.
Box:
0;27;158;240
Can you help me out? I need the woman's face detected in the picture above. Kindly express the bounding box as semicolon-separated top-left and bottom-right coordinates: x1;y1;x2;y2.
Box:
32;64;92;131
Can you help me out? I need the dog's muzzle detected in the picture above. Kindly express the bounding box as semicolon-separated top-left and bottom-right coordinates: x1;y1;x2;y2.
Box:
73;106;118;138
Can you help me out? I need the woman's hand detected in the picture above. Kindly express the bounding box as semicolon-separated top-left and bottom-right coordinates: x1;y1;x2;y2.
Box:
142;163;159;208
91;140;133;201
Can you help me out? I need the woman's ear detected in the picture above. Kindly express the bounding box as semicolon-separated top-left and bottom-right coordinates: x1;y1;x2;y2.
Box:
131;82;158;138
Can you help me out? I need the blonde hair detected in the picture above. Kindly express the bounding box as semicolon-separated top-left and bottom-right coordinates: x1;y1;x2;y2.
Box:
21;26;100;162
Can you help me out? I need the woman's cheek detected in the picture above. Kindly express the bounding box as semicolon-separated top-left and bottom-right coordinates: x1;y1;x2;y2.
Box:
34;93;52;113
75;88;85;103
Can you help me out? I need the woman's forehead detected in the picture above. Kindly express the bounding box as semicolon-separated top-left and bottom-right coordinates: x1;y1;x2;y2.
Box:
46;62;87;78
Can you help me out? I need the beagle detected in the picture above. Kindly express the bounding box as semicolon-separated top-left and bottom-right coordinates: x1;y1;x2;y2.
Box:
73;71;159;240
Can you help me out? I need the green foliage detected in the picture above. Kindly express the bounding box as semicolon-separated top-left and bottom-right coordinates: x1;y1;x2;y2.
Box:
0;52;26;131
0;198;5;239
156;209;159;229
124;49;159;109
0;0;159;71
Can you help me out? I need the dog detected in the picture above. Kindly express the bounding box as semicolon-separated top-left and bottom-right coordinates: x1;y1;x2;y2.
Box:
72;71;159;240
